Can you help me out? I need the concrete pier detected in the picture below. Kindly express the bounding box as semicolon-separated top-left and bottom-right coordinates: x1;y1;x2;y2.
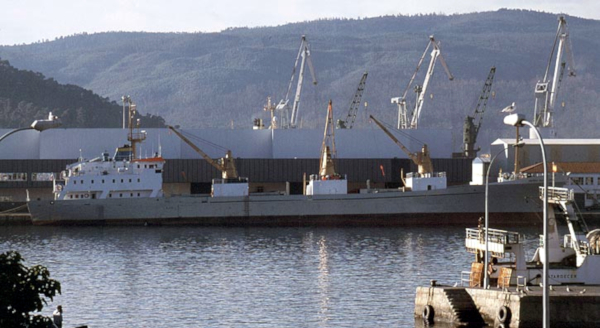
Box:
415;285;600;327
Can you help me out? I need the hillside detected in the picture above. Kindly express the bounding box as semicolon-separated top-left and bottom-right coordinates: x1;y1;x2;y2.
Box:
0;60;166;128
0;9;599;147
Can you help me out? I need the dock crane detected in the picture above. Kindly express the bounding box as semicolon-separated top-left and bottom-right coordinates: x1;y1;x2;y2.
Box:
462;66;496;159
533;16;576;129
337;71;368;129
370;115;433;175
167;126;239;180
275;35;318;129
392;36;453;130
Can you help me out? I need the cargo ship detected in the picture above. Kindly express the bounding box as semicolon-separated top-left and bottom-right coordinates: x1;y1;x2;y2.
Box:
27;101;548;226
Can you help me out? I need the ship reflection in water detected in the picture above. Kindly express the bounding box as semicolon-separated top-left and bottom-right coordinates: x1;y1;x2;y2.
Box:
0;225;541;327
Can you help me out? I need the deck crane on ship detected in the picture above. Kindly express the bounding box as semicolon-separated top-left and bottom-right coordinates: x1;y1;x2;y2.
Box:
167;126;248;197
336;71;368;129
533;16;576;131
306;100;348;195
274;35;317;129
370;115;446;191
392;35;453;130
460;66;496;159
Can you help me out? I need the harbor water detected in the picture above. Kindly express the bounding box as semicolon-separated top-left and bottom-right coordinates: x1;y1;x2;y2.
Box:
0;225;540;327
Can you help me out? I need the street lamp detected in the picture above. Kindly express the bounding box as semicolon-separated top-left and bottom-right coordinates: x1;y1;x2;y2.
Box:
483;147;508;289
0;112;62;143
504;113;549;328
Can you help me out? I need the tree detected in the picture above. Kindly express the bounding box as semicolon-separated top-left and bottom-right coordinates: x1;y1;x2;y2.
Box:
0;251;61;327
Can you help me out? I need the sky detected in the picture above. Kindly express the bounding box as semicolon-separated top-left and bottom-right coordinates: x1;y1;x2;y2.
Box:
1;0;599;46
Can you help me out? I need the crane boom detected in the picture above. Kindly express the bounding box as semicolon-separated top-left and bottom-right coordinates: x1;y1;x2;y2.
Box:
462;66;496;158
167;126;238;179
370;115;433;174
276;35;318;129
533;16;576;128
392;36;453;129
337;71;368;129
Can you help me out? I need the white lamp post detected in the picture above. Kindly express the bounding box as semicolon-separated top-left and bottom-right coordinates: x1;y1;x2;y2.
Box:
504;113;549;328
483;147;508;289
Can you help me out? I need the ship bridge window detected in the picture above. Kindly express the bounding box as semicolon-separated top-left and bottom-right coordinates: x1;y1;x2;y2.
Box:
114;146;133;162
74;180;76;185
585;177;594;185
91;180;94;184
137;178;140;183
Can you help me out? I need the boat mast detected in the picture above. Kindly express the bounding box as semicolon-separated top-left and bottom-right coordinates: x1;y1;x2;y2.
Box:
126;98;146;160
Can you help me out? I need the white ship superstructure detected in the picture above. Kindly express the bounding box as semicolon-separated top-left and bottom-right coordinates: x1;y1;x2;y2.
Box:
51;97;165;201
53;146;164;200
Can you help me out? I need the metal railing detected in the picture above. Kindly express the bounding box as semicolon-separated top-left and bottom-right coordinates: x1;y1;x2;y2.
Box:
466;228;522;245
405;171;446;178
460;271;472;287
540;186;574;202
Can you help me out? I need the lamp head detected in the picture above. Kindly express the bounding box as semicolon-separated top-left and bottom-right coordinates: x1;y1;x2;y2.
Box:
31;112;61;132
503;113;526;127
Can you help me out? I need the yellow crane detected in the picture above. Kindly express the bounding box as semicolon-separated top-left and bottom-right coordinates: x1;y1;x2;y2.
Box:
167;126;239;180
370;115;433;175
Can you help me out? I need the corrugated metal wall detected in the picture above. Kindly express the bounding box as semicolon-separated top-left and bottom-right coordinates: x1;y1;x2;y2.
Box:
0;158;472;188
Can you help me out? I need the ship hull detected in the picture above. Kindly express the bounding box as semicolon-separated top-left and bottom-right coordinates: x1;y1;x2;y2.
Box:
28;182;545;226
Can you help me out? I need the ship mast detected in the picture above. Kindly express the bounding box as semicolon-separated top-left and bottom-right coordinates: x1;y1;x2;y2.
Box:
125;98;146;160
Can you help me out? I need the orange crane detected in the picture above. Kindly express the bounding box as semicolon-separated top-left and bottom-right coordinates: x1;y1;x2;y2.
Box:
167;126;239;180
370;115;433;175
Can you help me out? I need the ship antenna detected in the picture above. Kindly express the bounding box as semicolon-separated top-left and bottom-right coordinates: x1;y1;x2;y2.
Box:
158;134;162;157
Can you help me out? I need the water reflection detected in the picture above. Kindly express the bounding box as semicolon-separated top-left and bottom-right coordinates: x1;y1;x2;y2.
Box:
317;235;330;327
0;225;542;327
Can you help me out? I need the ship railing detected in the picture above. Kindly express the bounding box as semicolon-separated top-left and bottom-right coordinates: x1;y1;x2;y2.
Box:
213;177;249;184
540;186;573;203
498;171;538;182
563;234;592;255
460;271;472;287
309;174;347;181
466;228;522;245
405;171;446;179
128;132;147;142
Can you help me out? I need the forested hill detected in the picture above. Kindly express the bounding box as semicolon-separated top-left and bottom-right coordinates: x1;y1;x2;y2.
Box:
0;60;166;128
1;9;599;144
